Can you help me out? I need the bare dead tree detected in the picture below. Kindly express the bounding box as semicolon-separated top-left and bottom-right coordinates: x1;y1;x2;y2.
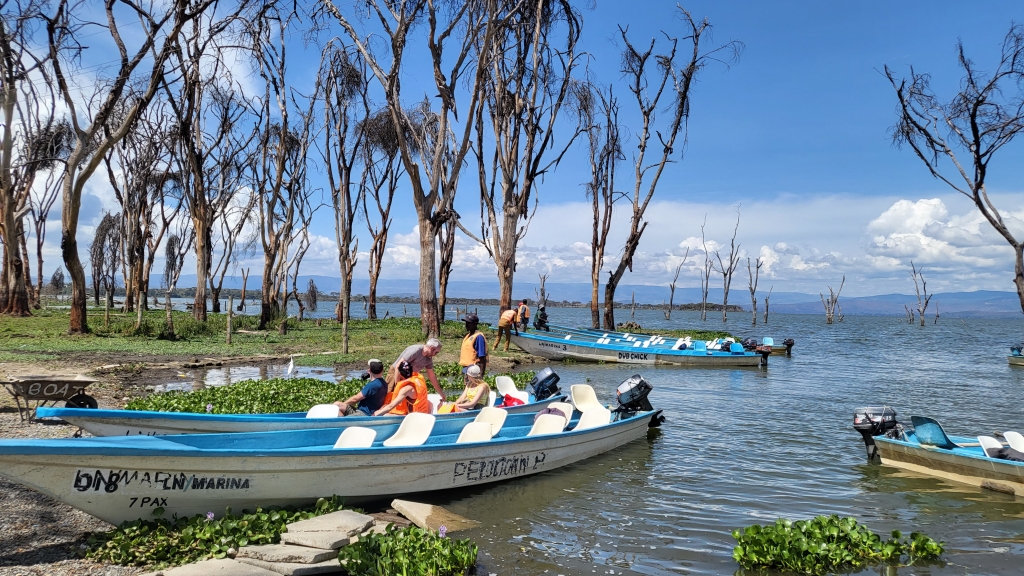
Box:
665;249;688;320
904;304;914;325
747;255;763;326
714;208;741;322
536;272;548;309
909;260;933;327
887;25;1024;314
162;229;193;339
601;9;742;330
581;85;622;328
763;285;772;324
462;0;585;310
699;216;712;321
436;205;459;323
305;278;318;313
821;275;845;325
238;267;249;311
323;0;502;337
89;213;116;306
934;302;939;324
360;109;404;320
49;267;64;302
44;0;219;333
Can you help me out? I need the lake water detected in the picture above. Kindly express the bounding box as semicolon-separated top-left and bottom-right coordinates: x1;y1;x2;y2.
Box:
178;308;1024;574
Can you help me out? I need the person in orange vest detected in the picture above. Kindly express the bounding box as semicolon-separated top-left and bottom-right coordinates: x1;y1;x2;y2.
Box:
374;360;431;416
459;313;487;377
517;299;530;331
493;306;519;351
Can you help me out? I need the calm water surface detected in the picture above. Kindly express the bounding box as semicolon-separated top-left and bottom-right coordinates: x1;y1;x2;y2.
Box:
187;308;1024;574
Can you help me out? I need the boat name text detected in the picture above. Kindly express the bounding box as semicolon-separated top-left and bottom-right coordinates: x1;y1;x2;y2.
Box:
72;469;251;493
453;452;547;483
617;352;649;361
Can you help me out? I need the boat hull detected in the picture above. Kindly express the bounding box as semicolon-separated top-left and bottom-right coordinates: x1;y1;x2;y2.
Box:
1008;355;1024;366
511;334;761;367
0;413;656;525
875;436;1024;495
38;396;565;437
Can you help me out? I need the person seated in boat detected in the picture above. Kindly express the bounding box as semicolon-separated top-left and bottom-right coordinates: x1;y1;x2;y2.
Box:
437;365;490;413
533;305;550;331
333;359;388;416
374;361;431;416
387;338;445;399
493;307;519;351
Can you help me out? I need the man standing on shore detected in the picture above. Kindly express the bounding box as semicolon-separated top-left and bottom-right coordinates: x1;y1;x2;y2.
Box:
517;299;530;331
388;338;444;398
459;313;487;377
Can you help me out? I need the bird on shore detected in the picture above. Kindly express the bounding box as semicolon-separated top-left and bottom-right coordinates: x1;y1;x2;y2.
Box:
286;356;295;376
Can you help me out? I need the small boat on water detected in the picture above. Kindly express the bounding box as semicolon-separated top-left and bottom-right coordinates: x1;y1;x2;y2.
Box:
511;329;763;366
38;368;567;437
853;406;1024;496
0;380;663;525
1009;343;1024;366
550;325;796;356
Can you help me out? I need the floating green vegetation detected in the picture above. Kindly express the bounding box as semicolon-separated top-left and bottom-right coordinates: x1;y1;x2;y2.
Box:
85;497;347;568
124;377;362;414
732;515;944;574
433;362;535;389
338;524;478;576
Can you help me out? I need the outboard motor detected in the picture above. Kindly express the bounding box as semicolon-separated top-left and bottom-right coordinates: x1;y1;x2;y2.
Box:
526;367;560;401
614;375;664;427
741;337;758;351
853;406;897;461
783;338;795;355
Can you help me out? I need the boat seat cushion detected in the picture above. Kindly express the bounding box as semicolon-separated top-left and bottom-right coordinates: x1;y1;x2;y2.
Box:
306;404;340;419
333;426;377;449
473;406;508;436
456;421;493;444
383;413;436;447
527;413;567;436
574;407;612;431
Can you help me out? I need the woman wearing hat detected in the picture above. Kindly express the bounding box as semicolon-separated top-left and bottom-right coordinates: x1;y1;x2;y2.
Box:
438;364;490;413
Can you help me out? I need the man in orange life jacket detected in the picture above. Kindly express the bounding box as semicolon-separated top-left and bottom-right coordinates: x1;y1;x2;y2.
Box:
459;313;487;378
493;307;518;351
517;299;530;331
374;360;431;416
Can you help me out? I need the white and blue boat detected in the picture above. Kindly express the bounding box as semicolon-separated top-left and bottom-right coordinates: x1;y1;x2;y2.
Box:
0;381;662;525
854;408;1024;496
510;329;762;366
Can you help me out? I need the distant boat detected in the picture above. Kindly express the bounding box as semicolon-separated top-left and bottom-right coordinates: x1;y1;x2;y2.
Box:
1009;344;1024;366
510;330;762;366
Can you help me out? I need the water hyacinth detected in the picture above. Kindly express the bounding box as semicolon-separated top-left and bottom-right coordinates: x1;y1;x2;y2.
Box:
438;525;447;538
206;511;215;521
206;403;213;413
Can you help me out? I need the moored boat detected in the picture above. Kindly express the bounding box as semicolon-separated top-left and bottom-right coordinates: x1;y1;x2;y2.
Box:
0;380;663;525
853;406;1024;496
511;330;762;366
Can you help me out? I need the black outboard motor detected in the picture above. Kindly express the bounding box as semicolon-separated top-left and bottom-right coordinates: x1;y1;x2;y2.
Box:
526;367;560;401
783;338;795;355
853;406;897;461
741;337;758;351
614;375;664;427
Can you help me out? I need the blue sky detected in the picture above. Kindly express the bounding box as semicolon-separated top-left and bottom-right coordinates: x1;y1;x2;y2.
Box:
62;1;1024;297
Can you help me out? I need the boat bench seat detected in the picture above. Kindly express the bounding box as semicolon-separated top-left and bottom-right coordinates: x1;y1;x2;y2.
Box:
333;427;377;449
570;385;603;413
383;413;436;447
306;404;340;418
574;407;612;432
474;406;508;436
495;376;518;397
548;402;574;419
456;421;494;444
527;413;567;436
1005;431;1024;452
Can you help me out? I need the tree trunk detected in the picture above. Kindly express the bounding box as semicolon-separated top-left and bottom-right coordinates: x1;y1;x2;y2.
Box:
19;230;36;309
590;275;601;329
211;285;221;314
239;269;248;312
192;218;210;321
417;222;440;337
0;207;30;315
1015;244;1024;315
259;258;275;330
164;292;174;338
497;245;515;312
341;275;351;354
367;268;379;320
602;282;616;330
751;298;757;326
62;227;88;333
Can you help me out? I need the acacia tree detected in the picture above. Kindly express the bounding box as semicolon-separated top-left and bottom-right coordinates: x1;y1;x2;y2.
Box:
25;119;74;308
714;208;740;322
466;0;585;310
45;0;218;333
360;109;404;320
323;0;501;337
887;26;1024;313
601;10;742;329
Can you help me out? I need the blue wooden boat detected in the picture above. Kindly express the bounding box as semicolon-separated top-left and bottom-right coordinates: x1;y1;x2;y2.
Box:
510;329;762;366
854;408;1024;496
0;382;663;525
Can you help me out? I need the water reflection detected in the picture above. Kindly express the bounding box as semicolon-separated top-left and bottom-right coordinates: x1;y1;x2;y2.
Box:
154;364;353;392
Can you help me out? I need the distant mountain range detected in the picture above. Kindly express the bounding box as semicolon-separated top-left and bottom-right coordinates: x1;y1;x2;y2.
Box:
175;274;1024;318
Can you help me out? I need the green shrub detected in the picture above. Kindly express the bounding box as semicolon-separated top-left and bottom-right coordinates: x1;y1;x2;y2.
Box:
125;377;363;414
432;362;535;391
338;524;478;576
732;515;944;574
85;496;347;568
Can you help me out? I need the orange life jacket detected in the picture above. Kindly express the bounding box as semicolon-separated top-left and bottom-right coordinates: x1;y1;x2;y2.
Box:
518;304;530;319
459;331;485;367
500;309;517;324
387;373;431;415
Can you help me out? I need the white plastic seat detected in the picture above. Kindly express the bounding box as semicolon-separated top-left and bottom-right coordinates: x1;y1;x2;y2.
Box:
570;384;603;413
527;413;567;436
383;413;436;447
473;406;507;437
306;404;340;419
574;407;612;431
495;376;518;397
427;393;443;414
487;389;497;407
977;435;1004;458
548;402;574;419
1004;431;1024;452
333;426;377;449
456;421;494;444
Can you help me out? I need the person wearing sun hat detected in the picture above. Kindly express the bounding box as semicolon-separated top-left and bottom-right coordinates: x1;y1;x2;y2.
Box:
333;359;388;416
459;312;487;377
437;364;490;413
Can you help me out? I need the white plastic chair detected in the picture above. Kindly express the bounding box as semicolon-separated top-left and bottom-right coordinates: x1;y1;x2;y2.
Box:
527;413;567;436
1004;431;1024;452
570;384;603;413
574;407;612;431
487;389;497;407
473;406;507;437
306;404;340;419
977;435;1004;458
383;413;436;447
495;376;518;397
427;393;443;414
333;427;377;449
548;402;574;419
456;421;494;444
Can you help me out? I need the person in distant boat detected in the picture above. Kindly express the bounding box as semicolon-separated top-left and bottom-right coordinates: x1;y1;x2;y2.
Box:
517;299;531;331
459;313;487;377
334;359;388;416
375;361;431;416
533;305;550;331
493;307;519;351
438;364;490;413
388;338;444;398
